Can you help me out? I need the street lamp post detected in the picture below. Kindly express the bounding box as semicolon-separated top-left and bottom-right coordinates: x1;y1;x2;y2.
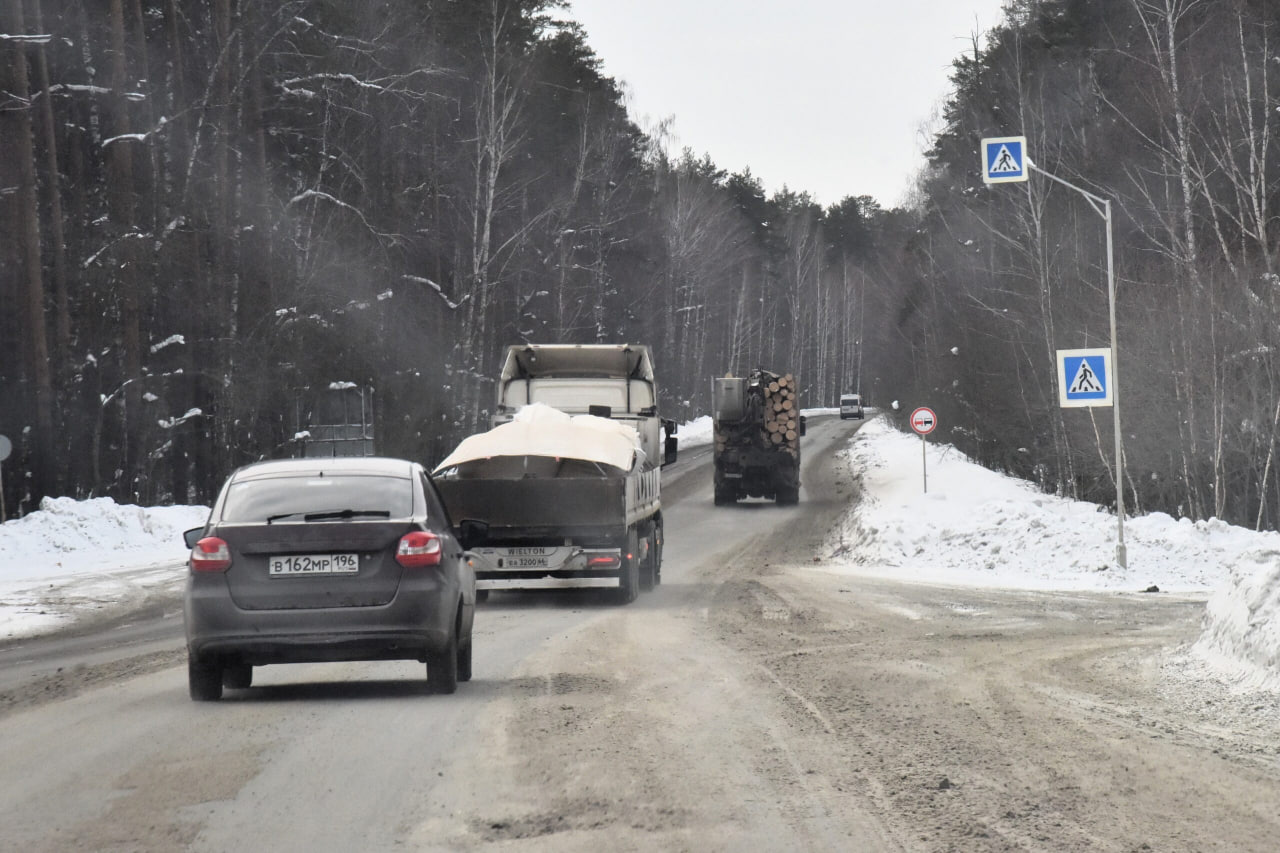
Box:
1025;159;1126;568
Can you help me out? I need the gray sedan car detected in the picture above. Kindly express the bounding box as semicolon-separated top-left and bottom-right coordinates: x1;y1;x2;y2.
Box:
183;457;479;701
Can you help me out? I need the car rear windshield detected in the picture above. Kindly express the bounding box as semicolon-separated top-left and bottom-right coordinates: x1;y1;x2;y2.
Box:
220;474;414;523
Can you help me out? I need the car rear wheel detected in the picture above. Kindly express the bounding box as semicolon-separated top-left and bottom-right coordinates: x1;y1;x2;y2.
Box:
427;619;459;694
457;636;473;683
222;664;253;690
189;657;224;701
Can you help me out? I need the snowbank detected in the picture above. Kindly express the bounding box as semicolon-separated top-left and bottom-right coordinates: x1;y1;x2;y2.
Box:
1190;550;1280;692
824;418;1280;689
0;496;209;582
0;496;209;639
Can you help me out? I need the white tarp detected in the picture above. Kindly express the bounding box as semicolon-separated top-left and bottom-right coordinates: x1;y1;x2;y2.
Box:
433;403;641;473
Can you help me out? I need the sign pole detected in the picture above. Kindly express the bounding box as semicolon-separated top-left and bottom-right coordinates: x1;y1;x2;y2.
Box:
921;434;927;494
0;434;9;523
1105;199;1126;567
909;407;936;495
983;137;1127;568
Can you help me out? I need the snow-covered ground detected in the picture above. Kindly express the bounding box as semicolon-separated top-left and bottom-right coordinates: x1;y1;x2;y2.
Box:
1;413;1276;694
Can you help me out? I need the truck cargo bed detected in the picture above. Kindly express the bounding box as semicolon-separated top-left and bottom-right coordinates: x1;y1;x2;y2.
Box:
435;477;628;543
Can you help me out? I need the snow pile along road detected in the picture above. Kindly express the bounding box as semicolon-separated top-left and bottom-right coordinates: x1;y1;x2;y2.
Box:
0;497;208;639
824;418;1280;690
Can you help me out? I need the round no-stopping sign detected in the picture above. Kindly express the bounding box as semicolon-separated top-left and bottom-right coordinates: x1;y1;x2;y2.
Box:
910;407;937;435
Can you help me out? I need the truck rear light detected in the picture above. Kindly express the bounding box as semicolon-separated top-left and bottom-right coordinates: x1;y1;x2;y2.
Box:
397;531;442;567
588;555;620;568
191;537;232;572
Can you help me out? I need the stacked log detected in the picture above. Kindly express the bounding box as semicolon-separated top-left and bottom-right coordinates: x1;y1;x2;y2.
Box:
711;369;799;457
761;372;800;456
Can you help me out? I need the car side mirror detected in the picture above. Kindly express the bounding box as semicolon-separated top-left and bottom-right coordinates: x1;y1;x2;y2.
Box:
183;527;204;549
799;416;807;437
663;436;679;466
457;519;489;550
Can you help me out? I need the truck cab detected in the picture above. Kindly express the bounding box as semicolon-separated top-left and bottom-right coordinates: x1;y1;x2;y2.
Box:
494;344;676;468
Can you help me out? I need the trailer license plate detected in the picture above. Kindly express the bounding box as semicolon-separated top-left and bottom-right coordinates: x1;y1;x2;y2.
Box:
501;547;551;568
269;554;359;576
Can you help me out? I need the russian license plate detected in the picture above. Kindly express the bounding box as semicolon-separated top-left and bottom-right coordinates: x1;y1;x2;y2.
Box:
268;553;359;576
501;547;551;568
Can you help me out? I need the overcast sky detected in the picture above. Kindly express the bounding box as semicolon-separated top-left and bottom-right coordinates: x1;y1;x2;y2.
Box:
563;0;1010;209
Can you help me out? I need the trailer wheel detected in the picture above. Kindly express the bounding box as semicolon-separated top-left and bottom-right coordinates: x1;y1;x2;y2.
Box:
714;486;736;506
776;486;800;505
615;529;640;604
652;518;664;586
639;525;657;592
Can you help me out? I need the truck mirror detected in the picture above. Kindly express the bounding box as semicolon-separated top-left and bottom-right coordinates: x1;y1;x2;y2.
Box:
663;436;679;466
457;519;489;550
799;416;807;437
663;418;677;436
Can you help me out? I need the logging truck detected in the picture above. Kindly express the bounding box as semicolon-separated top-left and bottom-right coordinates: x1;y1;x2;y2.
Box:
712;369;805;505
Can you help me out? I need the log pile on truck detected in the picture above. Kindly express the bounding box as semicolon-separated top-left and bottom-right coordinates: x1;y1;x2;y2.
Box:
712;368;805;505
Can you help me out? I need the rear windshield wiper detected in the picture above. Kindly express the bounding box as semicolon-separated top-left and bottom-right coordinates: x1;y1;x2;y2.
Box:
265;509;392;524
302;509;392;522
266;511;306;524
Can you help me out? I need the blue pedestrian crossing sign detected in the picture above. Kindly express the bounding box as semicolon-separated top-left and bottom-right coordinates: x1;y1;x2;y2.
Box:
1057;347;1113;408
982;136;1027;184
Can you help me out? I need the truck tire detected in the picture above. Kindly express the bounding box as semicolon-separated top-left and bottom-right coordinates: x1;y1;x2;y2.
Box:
615;529;640;604
776;487;800;505
652;518;664;586
714;486;736;506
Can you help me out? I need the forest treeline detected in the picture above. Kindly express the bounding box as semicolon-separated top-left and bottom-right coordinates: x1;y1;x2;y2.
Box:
3;0;1280;536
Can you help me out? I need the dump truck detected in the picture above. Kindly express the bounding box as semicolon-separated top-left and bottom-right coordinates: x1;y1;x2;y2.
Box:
432;344;676;603
712;369;805;505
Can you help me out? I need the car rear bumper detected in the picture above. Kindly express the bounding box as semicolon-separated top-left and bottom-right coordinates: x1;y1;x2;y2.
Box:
189;631;449;665
185;578;457;665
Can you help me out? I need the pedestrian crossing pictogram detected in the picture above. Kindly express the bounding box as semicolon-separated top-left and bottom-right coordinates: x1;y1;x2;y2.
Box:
989;145;1020;173
1068;358;1103;394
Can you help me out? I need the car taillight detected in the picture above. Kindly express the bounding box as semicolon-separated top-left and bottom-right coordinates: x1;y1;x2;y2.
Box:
191;537;232;572
397;531;442;567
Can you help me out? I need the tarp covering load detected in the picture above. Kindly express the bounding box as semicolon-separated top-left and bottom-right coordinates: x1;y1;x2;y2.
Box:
433;403;641;475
